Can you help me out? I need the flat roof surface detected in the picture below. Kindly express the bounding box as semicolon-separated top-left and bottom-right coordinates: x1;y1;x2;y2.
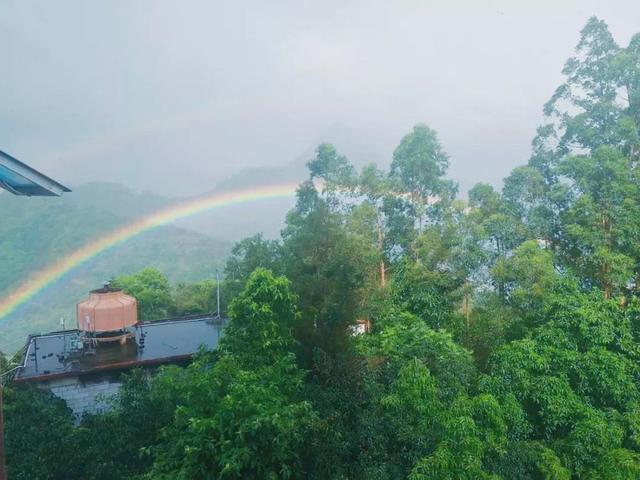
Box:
0;149;71;196
14;316;225;382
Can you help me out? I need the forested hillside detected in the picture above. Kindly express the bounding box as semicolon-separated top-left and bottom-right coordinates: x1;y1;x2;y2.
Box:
3;17;640;479
0;182;231;353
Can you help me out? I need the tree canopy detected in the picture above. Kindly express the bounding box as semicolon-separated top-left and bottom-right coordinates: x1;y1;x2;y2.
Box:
5;16;640;480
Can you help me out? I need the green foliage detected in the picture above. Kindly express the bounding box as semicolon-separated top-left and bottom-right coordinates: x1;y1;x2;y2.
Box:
222;268;298;366
392;260;463;334
558;146;640;296
114;268;176;320
307;143;356;191
72;367;186;480
3;386;80;480
390;124;453;206
0;351;8;373
4;368;190;480
409;395;507;480
282;181;379;355
223;233;282;306
147;355;314;480
359;312;475;401
480;286;640;477
7;18;640;479
173;279;218;315
144;269;316;479
469;182;525;257
490;240;559;336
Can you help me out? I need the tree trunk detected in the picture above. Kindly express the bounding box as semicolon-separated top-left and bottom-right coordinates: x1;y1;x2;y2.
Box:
376;221;386;288
463;281;471;328
602;214;612;300
602;262;612;300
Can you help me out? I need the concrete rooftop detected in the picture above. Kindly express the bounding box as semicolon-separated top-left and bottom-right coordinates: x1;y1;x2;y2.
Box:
14;316;225;382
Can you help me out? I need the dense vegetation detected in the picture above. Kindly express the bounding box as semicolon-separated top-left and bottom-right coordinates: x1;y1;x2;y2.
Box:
3;17;640;479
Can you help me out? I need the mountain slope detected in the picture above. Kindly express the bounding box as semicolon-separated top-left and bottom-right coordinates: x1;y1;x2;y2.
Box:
177;126;390;240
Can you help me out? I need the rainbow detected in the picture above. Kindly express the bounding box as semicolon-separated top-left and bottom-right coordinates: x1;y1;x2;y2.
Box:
0;182;299;320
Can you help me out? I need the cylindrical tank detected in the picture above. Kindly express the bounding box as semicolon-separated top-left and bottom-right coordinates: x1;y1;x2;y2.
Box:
77;286;138;333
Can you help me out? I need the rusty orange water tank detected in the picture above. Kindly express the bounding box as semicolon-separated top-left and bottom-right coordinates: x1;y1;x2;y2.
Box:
77;286;138;333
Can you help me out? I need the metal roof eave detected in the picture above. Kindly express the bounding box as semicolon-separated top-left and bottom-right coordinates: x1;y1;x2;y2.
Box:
0;149;71;196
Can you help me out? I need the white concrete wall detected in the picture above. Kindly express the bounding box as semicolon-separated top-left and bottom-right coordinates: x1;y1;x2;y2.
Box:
43;376;122;419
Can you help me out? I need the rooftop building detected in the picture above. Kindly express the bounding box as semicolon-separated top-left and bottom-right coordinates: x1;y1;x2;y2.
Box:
7;286;226;417
10;316;225;417
14;316;225;383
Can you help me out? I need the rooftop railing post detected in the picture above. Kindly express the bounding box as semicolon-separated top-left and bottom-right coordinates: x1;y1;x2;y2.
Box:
216;270;221;320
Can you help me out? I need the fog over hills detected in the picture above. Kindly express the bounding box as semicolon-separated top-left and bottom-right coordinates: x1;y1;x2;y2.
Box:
5;1;638;200
0;128;383;352
178;124;390;238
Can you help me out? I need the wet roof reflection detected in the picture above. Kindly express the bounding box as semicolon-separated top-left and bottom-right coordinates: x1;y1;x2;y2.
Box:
15;316;225;381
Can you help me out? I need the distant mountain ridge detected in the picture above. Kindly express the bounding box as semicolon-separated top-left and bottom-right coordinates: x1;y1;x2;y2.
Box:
177;126;391;239
0;129;390;352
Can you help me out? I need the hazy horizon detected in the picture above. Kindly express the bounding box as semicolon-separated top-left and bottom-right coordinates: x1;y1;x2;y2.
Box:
3;1;640;196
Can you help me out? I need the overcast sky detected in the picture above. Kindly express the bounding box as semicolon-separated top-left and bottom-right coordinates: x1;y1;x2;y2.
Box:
2;0;639;196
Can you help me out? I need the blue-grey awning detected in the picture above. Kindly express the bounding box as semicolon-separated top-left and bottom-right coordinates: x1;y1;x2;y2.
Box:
0;149;71;196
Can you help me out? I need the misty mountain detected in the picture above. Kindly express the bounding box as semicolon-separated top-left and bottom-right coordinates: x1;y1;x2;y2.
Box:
177;124;391;238
0;182;232;353
1;129;388;352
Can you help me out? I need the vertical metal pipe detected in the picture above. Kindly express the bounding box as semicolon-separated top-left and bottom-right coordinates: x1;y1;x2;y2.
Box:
216;270;221;319
33;337;37;374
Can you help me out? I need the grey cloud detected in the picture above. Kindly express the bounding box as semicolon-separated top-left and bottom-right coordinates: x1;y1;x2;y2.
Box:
1;0;639;195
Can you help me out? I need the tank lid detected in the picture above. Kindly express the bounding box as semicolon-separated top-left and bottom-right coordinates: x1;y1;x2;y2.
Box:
90;282;122;294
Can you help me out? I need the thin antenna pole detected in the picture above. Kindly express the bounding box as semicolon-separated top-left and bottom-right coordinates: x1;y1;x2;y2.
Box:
61;317;65;356
216;270;221;319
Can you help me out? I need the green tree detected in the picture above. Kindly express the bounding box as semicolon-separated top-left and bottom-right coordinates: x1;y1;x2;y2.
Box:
307;143;356;195
0;351;8;373
223;233;282;304
174;279;218;316
468;182;526;261
490;240;559;335
146;269;315;479
113;267;175;320
481;285;640;478
533;17;640;299
390;124;456;235
3;386;81;480
221;268;298;366
359;311;475;402
391;260;463;334
543;17;637;155
282;181;378;355
501;165;564;248
557;146;640;298
73;367;188;480
353;163;395;287
409;394;507;480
